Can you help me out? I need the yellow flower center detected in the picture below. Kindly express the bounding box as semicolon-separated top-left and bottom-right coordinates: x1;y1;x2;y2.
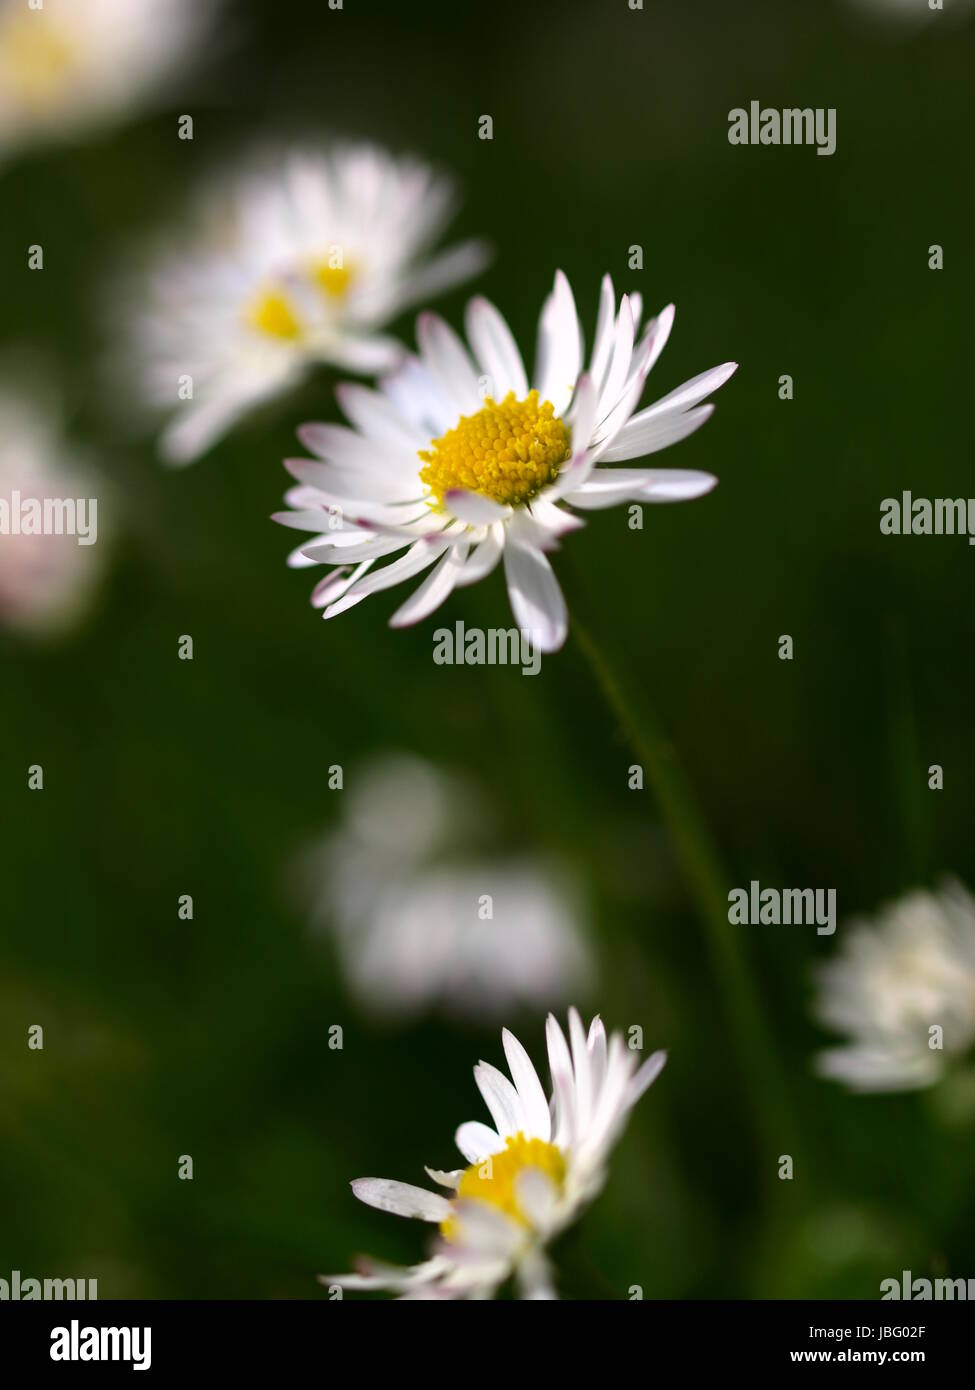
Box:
246;289;302;341
441;1133;566;1241
419;391;571;510
311;258;355;300
0;11;78;109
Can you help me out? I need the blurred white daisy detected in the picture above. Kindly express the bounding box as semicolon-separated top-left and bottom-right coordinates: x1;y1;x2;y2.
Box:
274;271;736;652
300;753;591;1019
845;0;973;31
0;373;106;633
126;145;488;464
324;1009;666;1299
813;881;975;1092
0;0;218;164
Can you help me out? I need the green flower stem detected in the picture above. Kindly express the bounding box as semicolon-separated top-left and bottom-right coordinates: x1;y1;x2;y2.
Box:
571;613;792;1157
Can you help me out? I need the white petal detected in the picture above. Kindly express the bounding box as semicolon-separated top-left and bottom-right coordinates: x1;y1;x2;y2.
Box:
596;404;716;464
417;312;482;415
516;1168;559;1229
626;361;738;426
627;1049;668;1106
454;524;505;588
350;1177;451;1223
444;489;511;525
464;296;528;400
388;544;469;627
474;1061;524;1137
502;542;568;653
568;1007;593;1134
534;270;582;415
502;1028;552;1142
455;1121;504;1165
335;382;425;450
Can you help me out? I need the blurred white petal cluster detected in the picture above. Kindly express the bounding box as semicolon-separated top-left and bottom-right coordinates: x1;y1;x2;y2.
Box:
0;374;106;634
124;145;488;463
813;881;975;1092
300;754;592;1019
0;0;218;163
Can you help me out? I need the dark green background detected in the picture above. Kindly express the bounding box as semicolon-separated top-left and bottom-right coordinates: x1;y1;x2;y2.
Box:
2;0;973;1298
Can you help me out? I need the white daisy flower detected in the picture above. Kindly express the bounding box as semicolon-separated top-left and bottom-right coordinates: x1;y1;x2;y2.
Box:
324;1009;666;1299
274;271;736;652
0;0;218;164
813;881;975;1092
300;753;591;1018
126;144;489;464
0;373;106;633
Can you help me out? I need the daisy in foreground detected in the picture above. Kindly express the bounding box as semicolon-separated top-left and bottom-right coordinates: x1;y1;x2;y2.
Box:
323;1010;665;1299
275;271;736;651
125;144;488;463
813;881;975;1093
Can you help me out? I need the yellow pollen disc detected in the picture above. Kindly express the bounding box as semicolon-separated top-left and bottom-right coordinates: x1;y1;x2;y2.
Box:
0;12;78;108
419;390;571;510
246;289;302;341
440;1133;566;1242
312;259;354;300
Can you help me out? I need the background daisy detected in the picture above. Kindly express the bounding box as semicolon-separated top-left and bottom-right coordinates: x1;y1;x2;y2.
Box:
123;144;489;463
813;882;975;1092
0;0;220;165
297;753;592;1019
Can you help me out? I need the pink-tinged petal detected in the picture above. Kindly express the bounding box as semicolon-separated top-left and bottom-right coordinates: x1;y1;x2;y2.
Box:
323;538;448;618
588;274;617;389
596;403;716;464
627;361;738;426
627;1049;668;1106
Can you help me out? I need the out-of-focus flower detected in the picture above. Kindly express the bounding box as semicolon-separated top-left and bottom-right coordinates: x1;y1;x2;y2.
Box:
844;0;973;30
124;145;488;464
323;1009;666;1299
274;271;735;652
812;881;975;1092
0;375;106;633
0;0;218;163
300;754;591;1019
